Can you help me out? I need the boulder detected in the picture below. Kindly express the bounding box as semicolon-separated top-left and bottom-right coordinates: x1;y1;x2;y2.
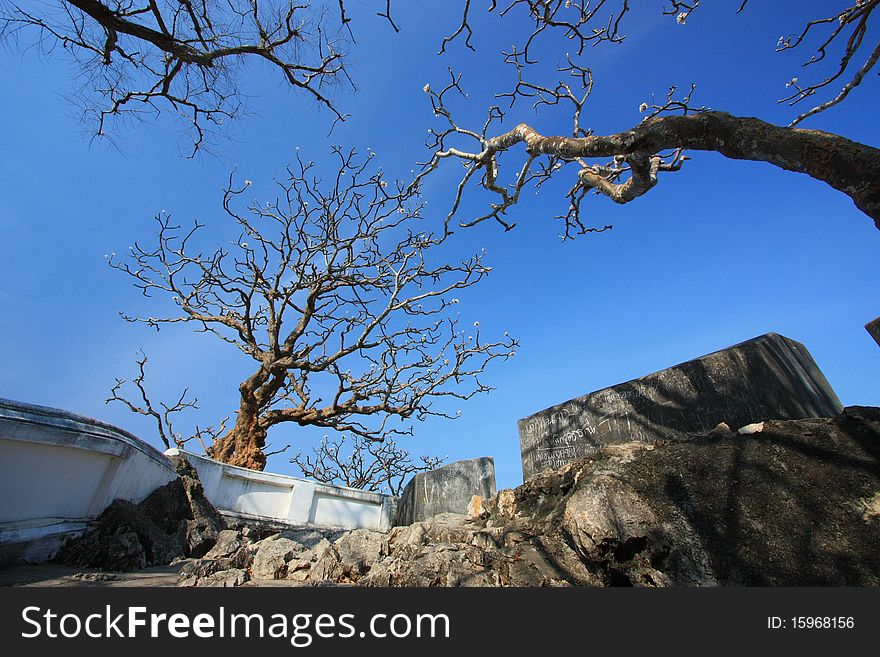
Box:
55;453;226;570
250;534;305;580
178;557;250;588
395;457;496;525
236;406;880;587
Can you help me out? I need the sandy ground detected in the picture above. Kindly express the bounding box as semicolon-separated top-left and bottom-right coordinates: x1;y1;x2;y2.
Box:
0;564;183;587
0;563;319;587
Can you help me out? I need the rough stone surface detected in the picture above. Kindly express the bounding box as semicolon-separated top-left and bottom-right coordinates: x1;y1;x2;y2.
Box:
203;529;244;560
250;535;305;580
518;333;843;480
203;407;880;587
866;317;880;348
177;557;251;587
395;457;496;526
55;456;226;570
166;454;227;556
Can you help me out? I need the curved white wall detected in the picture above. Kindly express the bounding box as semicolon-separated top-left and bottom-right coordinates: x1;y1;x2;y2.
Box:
167;449;398;532
0;398;177;564
0;398;401;565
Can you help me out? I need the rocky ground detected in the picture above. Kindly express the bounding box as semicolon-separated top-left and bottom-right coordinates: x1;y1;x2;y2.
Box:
8;406;879;587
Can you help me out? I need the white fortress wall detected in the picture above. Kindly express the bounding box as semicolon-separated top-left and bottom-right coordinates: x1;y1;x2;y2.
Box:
0;398;178;563
166;449;398;532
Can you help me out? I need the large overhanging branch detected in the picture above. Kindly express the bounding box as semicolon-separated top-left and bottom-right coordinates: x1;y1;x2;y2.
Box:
428;110;880;233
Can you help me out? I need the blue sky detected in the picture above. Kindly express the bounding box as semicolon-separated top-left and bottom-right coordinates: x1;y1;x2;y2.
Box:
1;1;877;491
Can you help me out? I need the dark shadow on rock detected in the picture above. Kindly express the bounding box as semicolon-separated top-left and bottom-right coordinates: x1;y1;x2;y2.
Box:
642;407;880;585
54;455;226;571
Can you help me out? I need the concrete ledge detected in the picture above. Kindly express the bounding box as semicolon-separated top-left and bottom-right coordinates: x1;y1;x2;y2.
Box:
0;519;92;566
395;457;496;526
0;398;177;564
167;449;398;532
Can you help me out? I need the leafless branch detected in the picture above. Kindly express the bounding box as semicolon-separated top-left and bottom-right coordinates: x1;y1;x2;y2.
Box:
435;1;877;128
1;1;360;153
106;350;199;449
774;1;880;125
292;433;444;494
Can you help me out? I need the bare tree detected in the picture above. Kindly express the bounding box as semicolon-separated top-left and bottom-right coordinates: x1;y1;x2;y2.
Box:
0;1;382;152
291;433;444;494
425;1;880;232
109;147;517;470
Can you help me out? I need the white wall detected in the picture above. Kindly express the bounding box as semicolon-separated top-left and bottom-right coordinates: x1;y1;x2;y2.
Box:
0;398;178;563
167;449;398;532
0;398;400;565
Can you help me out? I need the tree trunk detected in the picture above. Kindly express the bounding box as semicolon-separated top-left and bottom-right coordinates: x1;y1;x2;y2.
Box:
205;374;273;470
206;415;268;471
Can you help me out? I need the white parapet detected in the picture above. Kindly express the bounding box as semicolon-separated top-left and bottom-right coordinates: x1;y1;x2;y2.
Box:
0;398;178;564
166;448;398;532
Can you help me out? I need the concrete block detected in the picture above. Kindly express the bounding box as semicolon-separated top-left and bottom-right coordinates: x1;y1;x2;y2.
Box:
395;457;496;526
518;333;843;481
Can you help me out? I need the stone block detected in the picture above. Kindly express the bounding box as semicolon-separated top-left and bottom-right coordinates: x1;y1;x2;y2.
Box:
518;333;842;481
395;457;496;526
866;317;880;348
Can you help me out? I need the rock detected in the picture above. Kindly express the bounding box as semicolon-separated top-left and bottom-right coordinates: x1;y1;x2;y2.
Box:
204;530;245;560
333;529;387;577
395;457;497;525
467;495;487;519
337;407;880;586
55;501;174;570
588;406;880;585
55;454;226;570
200;569;249;588
247;528;387;584
307;541;344;583
737;422;764;435
71;572;120;582
250;534;304;580
856;492;880;523
166;454;227;557
707;422;734;438
177;558;250;587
